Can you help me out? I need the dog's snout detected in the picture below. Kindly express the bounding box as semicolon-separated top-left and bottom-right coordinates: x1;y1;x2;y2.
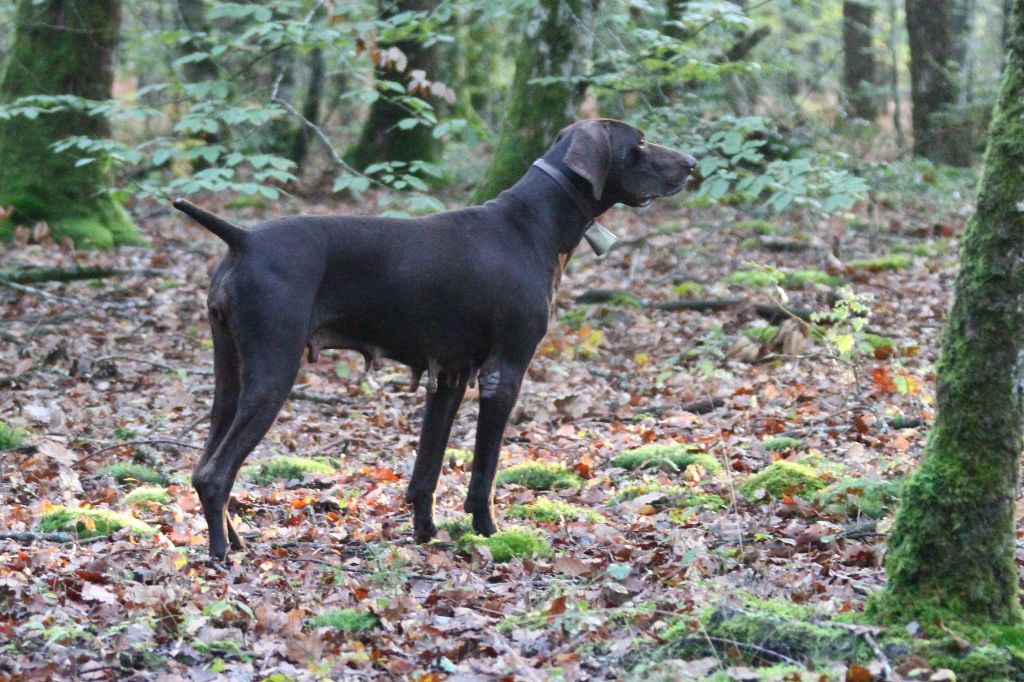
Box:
680;153;697;171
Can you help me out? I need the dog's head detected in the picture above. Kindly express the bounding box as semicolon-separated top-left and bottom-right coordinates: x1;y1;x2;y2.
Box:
555;119;696;208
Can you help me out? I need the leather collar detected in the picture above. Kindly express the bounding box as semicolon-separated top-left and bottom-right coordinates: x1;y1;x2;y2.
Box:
532;158;594;225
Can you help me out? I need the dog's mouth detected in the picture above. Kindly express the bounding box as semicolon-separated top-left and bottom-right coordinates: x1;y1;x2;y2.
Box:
636;196;655;207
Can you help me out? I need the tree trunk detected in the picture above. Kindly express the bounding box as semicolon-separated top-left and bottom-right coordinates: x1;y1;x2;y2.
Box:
176;0;218;83
472;0;598;203
0;0;138;248
346;0;443;171
842;1;877;119
872;0;1024;626
291;47;325;167
904;0;971;166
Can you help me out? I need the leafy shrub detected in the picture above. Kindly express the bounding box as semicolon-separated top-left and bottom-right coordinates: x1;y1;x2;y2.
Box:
496;462;583;490
97;463;167;486
612;444;721;473
39;506;156;538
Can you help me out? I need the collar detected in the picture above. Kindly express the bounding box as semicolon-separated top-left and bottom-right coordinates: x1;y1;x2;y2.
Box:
532;158;594;225
532;158;618;257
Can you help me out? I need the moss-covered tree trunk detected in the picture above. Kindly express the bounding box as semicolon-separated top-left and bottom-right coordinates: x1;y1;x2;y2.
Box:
472;0;599;203
346;0;442;171
0;0;138;248
872;0;1024;626
842;0;877;120
904;0;971;166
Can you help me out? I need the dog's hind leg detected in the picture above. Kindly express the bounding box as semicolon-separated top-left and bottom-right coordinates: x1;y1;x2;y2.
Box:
464;356;529;536
407;372;468;542
192;319;306;561
195;312;247;550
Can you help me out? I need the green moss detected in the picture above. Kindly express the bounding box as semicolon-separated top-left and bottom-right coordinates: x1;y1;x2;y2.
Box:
614;482;726;510
307;608;379;633
728;269;778;287
456;528;551;562
760;436;804;452
742;325;778;342
612;444;721;474
97;463;167;487
506;497;605;523
0;422;27;451
669;280;703;297
39;505;156;538
496;462;583;490
785;269;845;287
445;448;473;465
861;333;895;351
437;516;474;542
847;254;913;271
249;456;337;485
734;219;781;235
658;603;871;669
124;486;172;507
815;478;900;519
742;460;825;500
559;306;591;329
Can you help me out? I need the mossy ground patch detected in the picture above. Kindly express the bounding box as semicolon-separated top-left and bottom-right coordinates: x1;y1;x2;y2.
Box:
39;505;156;538
496;462;583;489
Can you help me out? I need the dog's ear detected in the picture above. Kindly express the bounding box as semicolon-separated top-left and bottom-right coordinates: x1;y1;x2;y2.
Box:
563;121;611;200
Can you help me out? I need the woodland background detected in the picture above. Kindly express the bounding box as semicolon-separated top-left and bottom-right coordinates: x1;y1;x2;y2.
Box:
0;0;1022;680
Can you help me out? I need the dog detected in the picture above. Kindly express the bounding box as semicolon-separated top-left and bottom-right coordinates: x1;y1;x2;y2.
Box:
173;118;696;560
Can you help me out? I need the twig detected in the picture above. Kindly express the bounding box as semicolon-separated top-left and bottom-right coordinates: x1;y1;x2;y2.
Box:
73;438;202;469
0;531;74;543
0;278;67;302
91;354;211;375
175;412;210;440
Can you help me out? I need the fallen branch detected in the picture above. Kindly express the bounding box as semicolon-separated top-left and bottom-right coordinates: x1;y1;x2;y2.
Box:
679;397;726;414
575;289;817;323
0;531;74;543
0;265;116;284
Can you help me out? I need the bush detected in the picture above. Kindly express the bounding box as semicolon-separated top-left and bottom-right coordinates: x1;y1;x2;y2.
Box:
0;422;27;451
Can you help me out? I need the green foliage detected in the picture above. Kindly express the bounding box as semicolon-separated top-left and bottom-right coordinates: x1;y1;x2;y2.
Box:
741;461;825;500
812;288;875;359
456;528;551;563
496;462;583;490
728;269;777;287
785;270;844;287
0;422;27;451
39;506;156;538
124;486;173;507
734;219;781;235
97;463;167;487
506;497;605;523
730;268;843;289
847;254;913;271
307;609;379;633
669;280;703;297
612;444;721;473
742;325;778;342
815;478;900;519
249;456;336;485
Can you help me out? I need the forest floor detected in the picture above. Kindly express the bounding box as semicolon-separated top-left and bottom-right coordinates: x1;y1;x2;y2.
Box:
0;186;999;681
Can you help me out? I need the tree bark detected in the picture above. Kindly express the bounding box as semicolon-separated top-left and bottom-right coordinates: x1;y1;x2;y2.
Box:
176;0;218;83
346;0;443;171
904;0;971;165
872;0;1024;625
0;0;138;248
291;47;325;167
842;1;877;119
473;0;599;202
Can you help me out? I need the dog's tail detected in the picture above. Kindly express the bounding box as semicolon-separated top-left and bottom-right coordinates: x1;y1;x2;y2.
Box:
172;198;247;250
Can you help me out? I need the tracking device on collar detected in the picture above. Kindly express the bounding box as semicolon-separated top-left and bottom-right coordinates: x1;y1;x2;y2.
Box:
532;158;618;257
583;221;617;257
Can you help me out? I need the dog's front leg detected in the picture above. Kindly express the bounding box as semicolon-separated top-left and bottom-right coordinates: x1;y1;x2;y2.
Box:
406;373;468;542
464;360;528;536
